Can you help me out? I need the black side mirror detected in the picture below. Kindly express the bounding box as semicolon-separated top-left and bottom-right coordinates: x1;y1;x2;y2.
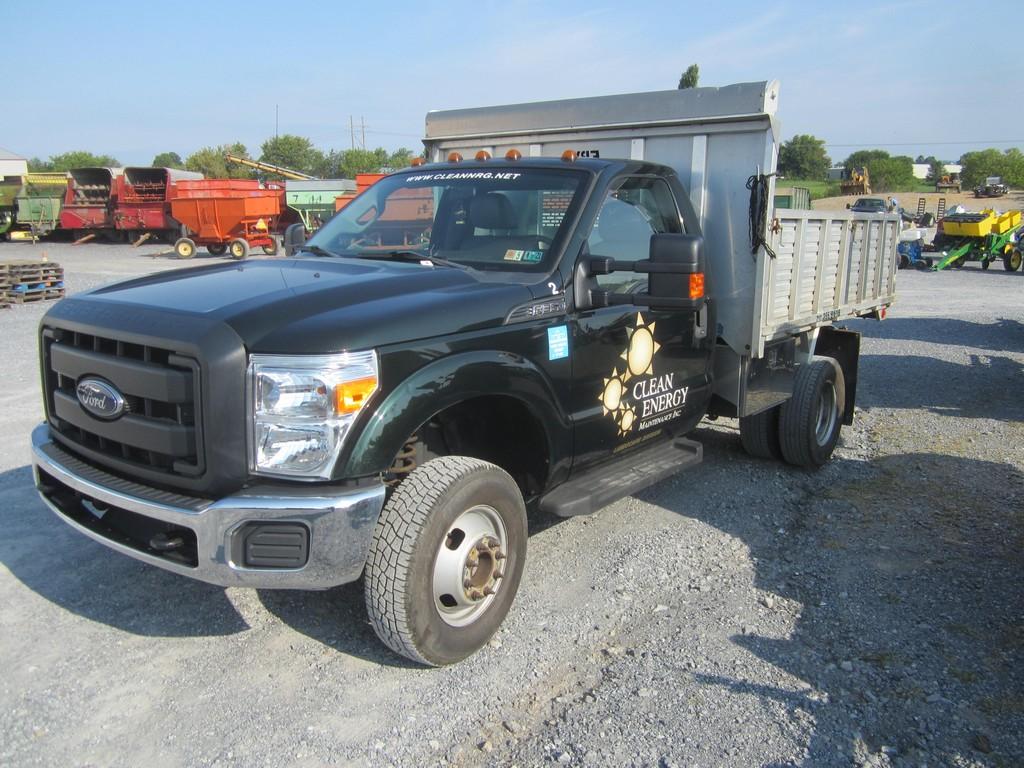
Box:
648;233;704;302
283;223;307;257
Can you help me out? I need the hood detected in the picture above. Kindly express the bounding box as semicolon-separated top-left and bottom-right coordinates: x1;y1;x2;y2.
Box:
80;258;534;353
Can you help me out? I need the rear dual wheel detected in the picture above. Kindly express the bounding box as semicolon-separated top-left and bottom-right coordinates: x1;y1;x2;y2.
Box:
364;456;527;666
739;357;844;469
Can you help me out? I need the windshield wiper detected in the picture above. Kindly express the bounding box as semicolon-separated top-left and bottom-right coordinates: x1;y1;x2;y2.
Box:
297;244;341;258
356;250;474;272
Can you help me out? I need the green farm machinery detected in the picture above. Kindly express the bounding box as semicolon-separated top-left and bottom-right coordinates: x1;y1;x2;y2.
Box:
932;209;1022;271
0;176;19;238
13;173;68;240
285;179;356;232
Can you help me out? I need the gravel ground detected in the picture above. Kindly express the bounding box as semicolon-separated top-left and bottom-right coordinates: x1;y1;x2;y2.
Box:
1;242;1022;768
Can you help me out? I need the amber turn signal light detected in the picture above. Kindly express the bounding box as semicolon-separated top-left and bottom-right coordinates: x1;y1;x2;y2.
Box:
335;376;377;414
689;273;705;300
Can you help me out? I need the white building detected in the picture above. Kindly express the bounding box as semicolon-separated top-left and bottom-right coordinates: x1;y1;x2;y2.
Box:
912;162;962;180
0;147;28;179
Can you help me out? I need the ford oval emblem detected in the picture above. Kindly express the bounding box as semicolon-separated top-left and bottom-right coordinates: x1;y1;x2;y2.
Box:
76;378;127;420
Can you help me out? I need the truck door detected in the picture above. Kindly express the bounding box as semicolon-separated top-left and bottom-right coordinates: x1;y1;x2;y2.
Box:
569;175;713;474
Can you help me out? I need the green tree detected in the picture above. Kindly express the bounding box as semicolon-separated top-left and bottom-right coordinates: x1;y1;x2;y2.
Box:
843;149;890;172
678;64;699;89
778;134;830;179
35;151;121;171
867;156;915;192
184;143;253;179
259;134;325;178
960;147;1024;188
27;157;52;172
152;151;184;169
315;147;417;178
928;159;945;181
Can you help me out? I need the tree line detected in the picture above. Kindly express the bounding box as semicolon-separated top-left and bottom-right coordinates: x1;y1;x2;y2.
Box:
28;136;418;180
777;135;1024;192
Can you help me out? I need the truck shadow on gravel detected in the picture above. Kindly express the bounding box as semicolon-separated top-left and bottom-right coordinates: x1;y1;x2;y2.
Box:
650;427;1024;766
0;465;249;638
847;316;1024;420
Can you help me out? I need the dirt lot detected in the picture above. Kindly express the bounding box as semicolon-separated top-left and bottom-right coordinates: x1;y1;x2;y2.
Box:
1;242;1022;767
813;188;1024;218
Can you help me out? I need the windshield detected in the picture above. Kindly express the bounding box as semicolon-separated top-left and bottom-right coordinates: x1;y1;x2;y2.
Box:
305;167;590;272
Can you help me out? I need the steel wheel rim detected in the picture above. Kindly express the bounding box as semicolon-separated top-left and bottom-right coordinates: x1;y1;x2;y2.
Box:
432;504;508;627
1012;252;1022;271
815;381;838;446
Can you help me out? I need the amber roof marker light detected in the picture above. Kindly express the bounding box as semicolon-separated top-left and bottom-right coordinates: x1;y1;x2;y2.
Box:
447;152;463;163
561;149;577;162
475;150;491;161
505;149;522;161
410;157;425;167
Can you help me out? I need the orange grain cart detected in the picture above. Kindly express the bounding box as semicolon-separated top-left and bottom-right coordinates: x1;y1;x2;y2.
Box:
169;180;281;259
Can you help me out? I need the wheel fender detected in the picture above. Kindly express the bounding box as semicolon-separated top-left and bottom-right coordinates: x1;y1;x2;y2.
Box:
337;350;571;479
814;326;860;426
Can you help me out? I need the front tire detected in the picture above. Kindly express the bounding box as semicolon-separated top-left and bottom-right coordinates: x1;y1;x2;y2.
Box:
364;456;527;666
779;357;845;469
174;237;196;259
1005;250;1022;272
228;238;249;260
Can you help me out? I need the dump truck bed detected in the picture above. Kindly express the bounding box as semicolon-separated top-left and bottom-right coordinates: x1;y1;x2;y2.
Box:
422;81;897;361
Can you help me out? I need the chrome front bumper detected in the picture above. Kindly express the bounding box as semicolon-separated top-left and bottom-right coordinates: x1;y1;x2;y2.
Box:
31;424;386;590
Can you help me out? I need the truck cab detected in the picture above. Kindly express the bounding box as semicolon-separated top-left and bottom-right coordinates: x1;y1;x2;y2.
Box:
32;81;897;666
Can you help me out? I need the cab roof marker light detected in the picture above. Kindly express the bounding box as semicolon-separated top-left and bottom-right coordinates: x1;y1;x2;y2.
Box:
505;149;522;161
475;150;491;161
561;149;576;163
447;152;463;163
410;157;425;167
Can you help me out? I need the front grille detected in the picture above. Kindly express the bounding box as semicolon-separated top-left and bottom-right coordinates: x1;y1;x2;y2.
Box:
43;327;204;479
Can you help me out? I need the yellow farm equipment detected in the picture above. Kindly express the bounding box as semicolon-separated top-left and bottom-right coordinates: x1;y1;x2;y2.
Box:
840;167;871;195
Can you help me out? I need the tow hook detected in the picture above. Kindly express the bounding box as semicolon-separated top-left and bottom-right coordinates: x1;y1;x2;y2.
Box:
149;531;186;552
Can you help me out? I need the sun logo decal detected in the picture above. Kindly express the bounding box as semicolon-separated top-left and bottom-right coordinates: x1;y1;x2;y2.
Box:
599;313;661;434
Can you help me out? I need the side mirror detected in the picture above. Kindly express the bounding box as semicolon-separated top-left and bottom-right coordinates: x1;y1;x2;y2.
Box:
648;233;704;303
283;223;307;257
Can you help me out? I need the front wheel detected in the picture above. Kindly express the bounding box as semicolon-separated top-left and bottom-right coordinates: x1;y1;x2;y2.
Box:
364;456;527;666
1004;250;1022;272
174;237;196;259
228;238;249;260
779;357;845;469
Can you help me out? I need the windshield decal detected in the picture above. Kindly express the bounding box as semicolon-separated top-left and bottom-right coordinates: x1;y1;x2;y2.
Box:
405;172;523;182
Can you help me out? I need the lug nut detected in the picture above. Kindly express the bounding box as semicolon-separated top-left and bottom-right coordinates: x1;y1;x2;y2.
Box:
495;552;507;561
483;586;495;596
469;589;484;601
494;570;504;580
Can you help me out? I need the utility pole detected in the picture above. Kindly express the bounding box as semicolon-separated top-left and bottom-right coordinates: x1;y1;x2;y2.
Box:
350;116;355;149
275;104;279;138
361;116;366;149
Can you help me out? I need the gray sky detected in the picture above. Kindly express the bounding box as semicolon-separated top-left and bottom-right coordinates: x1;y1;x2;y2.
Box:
8;0;1022;166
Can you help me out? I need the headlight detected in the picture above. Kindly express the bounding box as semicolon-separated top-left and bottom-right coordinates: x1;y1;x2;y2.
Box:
247;351;378;479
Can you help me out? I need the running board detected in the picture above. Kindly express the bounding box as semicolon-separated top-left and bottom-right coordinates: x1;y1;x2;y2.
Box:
540;437;703;518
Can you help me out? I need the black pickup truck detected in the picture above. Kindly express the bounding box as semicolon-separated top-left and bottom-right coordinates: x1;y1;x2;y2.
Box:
31;84;898;665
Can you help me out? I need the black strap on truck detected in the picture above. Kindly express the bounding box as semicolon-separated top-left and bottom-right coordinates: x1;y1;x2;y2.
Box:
746;173;777;260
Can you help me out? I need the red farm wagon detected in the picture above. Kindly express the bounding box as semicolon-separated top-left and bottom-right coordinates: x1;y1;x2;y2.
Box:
169;180;282;259
114;167;203;243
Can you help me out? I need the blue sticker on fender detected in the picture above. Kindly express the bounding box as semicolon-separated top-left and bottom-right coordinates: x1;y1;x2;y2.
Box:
547;325;569;360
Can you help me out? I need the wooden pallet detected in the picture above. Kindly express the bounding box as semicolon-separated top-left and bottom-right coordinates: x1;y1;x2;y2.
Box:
0;260;66;304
